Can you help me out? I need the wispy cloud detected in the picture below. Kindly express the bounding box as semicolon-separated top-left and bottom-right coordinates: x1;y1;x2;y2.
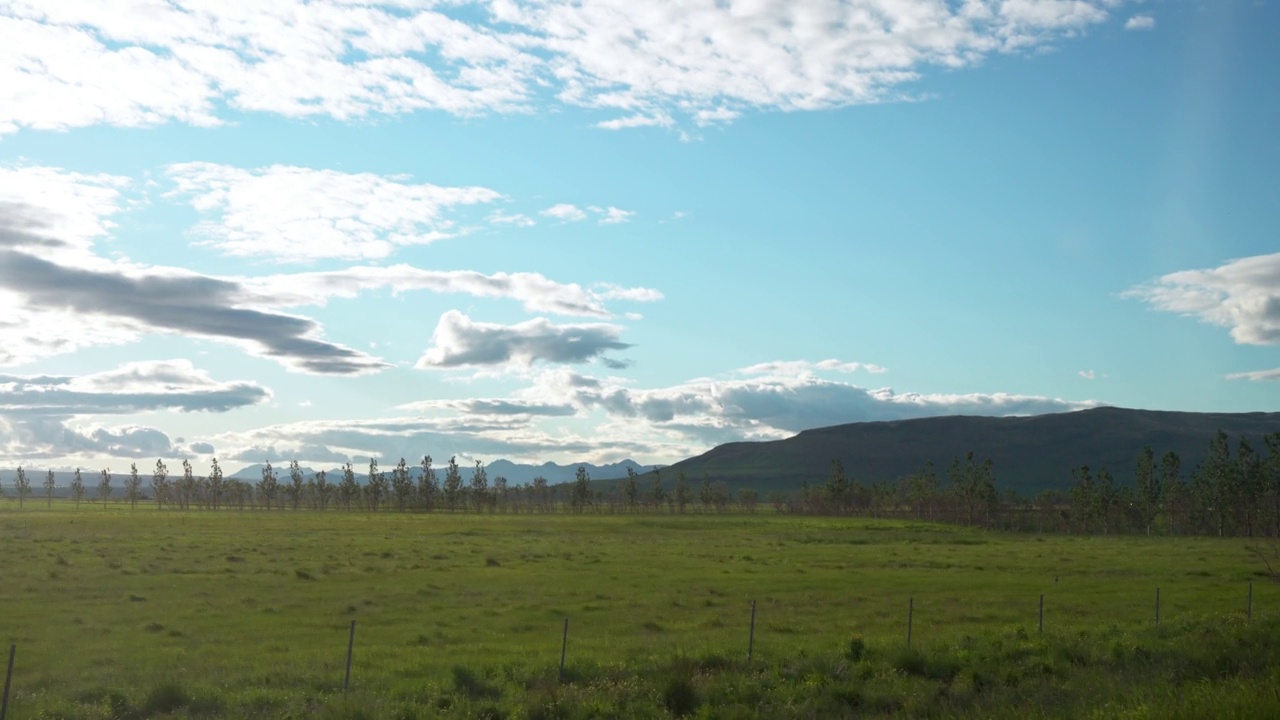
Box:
1225;368;1280;382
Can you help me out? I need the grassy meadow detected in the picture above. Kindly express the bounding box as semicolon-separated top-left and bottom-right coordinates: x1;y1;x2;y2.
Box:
1;504;1278;718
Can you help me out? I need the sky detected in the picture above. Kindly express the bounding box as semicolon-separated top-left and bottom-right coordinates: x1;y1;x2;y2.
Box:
0;0;1276;473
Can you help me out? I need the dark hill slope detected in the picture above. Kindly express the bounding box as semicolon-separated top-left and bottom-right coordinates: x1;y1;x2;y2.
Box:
635;407;1280;496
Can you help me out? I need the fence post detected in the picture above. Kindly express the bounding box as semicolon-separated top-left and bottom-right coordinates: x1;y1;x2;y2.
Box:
2;644;15;720
343;620;356;693
558;617;569;682
1248;581;1253;622
747;599;757;661
1039;594;1044;635
1155;588;1161;626
907;597;914;648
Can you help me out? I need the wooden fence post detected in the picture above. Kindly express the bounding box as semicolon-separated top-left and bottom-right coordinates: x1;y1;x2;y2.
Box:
747;599;757;661
1;644;15;720
907;597;914;648
343;620;356;693
1039;594;1044;635
558;617;569;682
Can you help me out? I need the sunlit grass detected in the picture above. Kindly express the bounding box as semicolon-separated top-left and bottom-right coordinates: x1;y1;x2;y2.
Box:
0;505;1276;718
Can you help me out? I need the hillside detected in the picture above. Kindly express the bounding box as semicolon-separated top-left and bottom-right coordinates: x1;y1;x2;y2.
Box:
612;407;1280;496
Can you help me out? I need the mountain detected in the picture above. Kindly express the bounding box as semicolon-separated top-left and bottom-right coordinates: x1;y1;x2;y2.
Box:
482;459;654;485
608;407;1280;496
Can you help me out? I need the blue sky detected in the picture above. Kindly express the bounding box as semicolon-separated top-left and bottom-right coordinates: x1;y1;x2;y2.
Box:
0;0;1276;471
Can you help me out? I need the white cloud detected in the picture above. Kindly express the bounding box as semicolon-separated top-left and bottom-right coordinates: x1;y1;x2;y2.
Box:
0;360;269;416
0;168;661;369
489;210;536;227
1225;368;1280;382
166;163;503;263
540;203;588;222
593;206;635;225
0;165;131;255
1124;15;1155;31
1078;370;1096;380
1123;252;1280;346
416;310;632;369
244;265;661;318
740;359;888;376
596;113;674;130
0;1;1125;134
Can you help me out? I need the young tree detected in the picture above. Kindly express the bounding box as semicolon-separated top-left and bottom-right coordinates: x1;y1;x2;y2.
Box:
70;468;85;509
469;461;490;512
570;465;592;512
43;468;56;508
1160;451;1185;535
418;455;439;511
179;459;196;511
258;461;279;510
673;471;691;514
97;468;112;508
126;463;143;509
392;458;413;511
151;459;168;510
365;458;385;511
531;476;550;512
826;459;851;515
739;487;760;513
338;463;359;510
1238;438;1264;537
1069;464;1096;534
492;475;509;512
443;456;463;511
623;467;639;512
1134;446;1161;535
208;458;224;510
905;461;938;520
648;468;665;511
698;474;714;513
14;466;31;508
287;460;305;510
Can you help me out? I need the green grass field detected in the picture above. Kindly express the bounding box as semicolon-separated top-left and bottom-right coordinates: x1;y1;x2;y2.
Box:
2;505;1278;718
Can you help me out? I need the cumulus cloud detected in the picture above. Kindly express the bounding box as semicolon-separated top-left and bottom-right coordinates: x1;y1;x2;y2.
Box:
188;441;216;454
166;163;503;263
541;203;588;222
167;357;1103;467
524;364;1098;436
0;418;177;460
1124;15;1155;31
416;310;632;369
0;360;269;462
0;360;270;416
0;169;661;369
0;1;1123;135
1123;252;1280;346
0;248;388;374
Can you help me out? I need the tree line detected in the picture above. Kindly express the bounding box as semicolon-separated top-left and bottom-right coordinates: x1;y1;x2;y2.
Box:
2;430;1278;537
